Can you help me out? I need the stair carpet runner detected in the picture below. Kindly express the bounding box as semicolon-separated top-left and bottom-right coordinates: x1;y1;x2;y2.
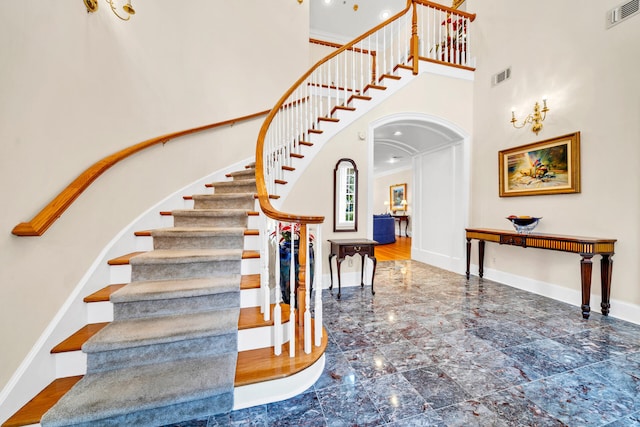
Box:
41;168;258;426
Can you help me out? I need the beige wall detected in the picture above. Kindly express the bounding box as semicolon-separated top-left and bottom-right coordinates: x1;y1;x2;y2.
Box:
467;0;640;318
0;0;309;391
374;169;413;217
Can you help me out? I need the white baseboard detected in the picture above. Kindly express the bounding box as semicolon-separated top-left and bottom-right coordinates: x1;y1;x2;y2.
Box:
472;265;640;325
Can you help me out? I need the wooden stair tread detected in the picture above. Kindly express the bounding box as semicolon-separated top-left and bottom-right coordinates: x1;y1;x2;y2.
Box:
183;195;193;200
282;165;295;172
349;94;372;102
395;63;413;71
274;179;288;185
83;284;127;302
107;252;145;266
380;73;401;81
240;274;260;290
1;376;83;427
242;250;260;259
134;230;151;237
290;153;304;159
299;141;313;147
235;323;327;387
318;117;339;123
333;105;356;111
239;304;291;330
364;83;386;91
51;323;110;353
307;129;323;134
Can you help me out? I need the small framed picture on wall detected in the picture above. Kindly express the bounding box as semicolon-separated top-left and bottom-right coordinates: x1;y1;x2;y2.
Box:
390;183;407;211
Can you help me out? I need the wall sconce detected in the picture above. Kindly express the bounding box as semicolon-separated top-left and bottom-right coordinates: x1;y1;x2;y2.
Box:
511;99;549;135
84;0;136;21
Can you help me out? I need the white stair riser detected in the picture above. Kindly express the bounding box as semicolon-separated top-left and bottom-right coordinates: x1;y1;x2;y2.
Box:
240;288;261;308
55;351;87;378
238;324;290;352
241;258;260;275
109;265;131;284
87;301;113;323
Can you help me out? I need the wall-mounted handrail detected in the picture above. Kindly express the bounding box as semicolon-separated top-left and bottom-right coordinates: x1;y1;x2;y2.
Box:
12;110;270;236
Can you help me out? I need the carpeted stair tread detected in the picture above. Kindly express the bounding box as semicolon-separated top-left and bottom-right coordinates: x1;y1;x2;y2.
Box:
82;308;239;353
226;169;255;179
129;248;242;265
172;209;251;217
192;193;254;200
209;178;256;186
40;353;237;427
191;194;256;210
151;227;246;237
111;276;240;303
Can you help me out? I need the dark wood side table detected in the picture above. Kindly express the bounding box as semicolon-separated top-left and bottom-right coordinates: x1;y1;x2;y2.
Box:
392;214;409;236
328;239;378;299
465;228;616;319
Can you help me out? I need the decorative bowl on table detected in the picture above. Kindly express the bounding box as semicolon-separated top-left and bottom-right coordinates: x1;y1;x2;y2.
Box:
507;216;541;234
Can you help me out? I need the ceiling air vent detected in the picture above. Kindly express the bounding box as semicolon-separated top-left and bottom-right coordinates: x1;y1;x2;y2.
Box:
492;67;511;87
607;0;639;28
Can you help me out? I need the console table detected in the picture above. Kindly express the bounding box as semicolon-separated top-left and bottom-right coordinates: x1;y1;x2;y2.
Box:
392;214;409;236
328;239;377;299
465;228;616;319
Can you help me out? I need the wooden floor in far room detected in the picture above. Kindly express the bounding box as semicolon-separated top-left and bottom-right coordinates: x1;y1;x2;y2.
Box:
375;235;411;261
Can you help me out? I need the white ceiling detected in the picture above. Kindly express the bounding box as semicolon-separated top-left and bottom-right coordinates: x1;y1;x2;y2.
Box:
309;0;459;175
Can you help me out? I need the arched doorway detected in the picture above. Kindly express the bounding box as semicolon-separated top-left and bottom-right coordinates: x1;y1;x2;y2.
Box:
368;113;470;275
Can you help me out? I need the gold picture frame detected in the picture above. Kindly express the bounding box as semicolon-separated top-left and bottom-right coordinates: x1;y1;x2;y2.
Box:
499;132;581;197
390;183;407;211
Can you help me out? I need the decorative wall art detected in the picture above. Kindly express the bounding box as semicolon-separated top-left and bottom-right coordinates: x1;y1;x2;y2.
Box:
499;132;581;197
390;183;407;211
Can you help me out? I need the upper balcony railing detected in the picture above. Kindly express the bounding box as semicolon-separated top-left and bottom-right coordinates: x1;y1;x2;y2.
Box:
255;0;475;356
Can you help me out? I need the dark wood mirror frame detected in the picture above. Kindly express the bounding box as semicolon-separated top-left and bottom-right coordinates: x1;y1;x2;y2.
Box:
333;158;358;232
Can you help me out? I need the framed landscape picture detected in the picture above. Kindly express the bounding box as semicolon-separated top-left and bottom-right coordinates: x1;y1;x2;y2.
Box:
499;132;581;197
390;183;407;211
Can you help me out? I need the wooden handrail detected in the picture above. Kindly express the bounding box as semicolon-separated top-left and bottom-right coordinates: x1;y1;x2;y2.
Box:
12;110;270;236
255;1;416;225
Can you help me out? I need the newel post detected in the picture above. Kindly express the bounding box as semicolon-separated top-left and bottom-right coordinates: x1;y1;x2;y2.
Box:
297;223;308;326
411;1;419;75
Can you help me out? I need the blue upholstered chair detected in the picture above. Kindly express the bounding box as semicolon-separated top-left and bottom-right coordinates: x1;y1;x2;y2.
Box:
373;214;396;244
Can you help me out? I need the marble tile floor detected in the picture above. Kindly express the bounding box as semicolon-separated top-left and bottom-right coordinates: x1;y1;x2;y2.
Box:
167;260;640;426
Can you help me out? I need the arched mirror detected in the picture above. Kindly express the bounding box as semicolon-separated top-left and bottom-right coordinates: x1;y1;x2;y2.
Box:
333;158;358;232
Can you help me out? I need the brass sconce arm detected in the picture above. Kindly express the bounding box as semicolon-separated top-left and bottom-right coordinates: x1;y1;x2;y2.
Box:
84;0;135;21
511;99;549;135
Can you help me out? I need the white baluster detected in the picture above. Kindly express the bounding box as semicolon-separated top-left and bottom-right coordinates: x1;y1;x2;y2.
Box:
314;224;323;347
262;215;270;321
304;224;311;354
273;220;282;356
288;222;296;357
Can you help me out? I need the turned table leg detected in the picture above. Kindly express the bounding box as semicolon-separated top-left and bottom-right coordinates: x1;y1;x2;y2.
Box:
580;254;594;319
466;238;471;279
600;254;613;316
478;240;485;279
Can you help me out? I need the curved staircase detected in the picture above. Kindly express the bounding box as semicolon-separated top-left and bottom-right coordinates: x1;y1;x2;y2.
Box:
3;165;326;427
